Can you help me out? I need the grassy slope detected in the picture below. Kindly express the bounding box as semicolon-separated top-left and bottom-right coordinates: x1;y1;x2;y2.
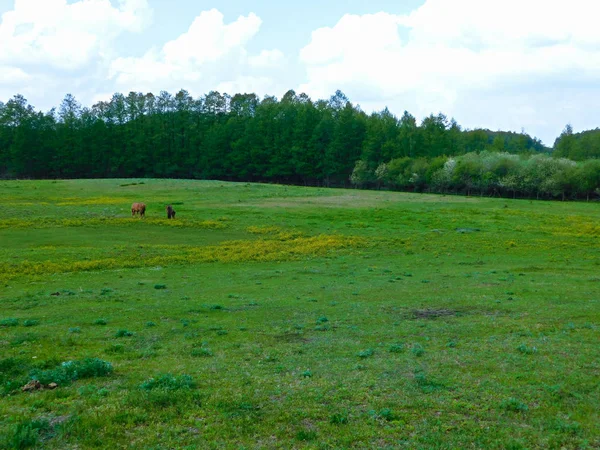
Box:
0;179;599;449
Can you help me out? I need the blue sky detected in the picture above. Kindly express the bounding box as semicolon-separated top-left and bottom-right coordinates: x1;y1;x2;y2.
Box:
2;0;600;145
110;0;423;90
141;1;422;52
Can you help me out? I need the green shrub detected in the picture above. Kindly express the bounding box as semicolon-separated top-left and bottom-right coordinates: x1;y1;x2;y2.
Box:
370;408;397;421
115;329;134;338
330;412;349;424
7;419;50;449
501;398;529;413
389;343;404;353
358;349;375;358
191;348;213;357
295;430;317;442
550;418;581;435
378;408;396;421
139;374;194;391
29;358;113;386
0;318;19;327
517;344;537;355
412;344;425;357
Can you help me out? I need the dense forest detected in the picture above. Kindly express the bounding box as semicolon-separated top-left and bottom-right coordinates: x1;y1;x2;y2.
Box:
553;124;600;161
1;89;599;199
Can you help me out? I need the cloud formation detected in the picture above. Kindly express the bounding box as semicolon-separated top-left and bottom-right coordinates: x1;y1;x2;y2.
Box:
0;3;284;110
298;0;600;143
109;9;285;96
0;0;151;70
0;0;152;105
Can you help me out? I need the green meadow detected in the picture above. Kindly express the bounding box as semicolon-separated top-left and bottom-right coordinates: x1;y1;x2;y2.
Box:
0;179;598;449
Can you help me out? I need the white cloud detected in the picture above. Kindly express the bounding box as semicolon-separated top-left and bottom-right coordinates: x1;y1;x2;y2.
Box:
300;13;404;67
0;0;152;110
161;9;261;67
109;9;284;96
0;65;31;84
0;0;152;70
0;65;32;105
248;49;284;68
402;0;600;49
298;1;600;143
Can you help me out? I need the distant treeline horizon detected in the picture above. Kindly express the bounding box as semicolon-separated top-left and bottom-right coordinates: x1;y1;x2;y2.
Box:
1;89;599;199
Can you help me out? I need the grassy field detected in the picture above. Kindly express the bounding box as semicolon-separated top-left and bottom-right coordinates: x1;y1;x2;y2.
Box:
0;179;599;449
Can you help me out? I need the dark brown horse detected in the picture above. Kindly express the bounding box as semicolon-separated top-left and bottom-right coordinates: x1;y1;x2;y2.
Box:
166;205;176;219
131;202;146;218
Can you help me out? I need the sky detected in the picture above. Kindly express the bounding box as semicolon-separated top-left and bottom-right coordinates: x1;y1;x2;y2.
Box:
1;0;600;146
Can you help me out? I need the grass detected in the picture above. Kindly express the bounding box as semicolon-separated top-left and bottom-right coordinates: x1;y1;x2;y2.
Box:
0;178;599;448
29;358;113;386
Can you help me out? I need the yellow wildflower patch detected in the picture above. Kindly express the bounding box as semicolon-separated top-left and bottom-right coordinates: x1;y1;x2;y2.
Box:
247;226;283;234
540;216;600;237
0;218;228;230
0;234;366;280
246;226;304;241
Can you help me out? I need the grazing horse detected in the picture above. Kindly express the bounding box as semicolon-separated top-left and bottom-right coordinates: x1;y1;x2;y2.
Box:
131;202;146;218
166;205;176;219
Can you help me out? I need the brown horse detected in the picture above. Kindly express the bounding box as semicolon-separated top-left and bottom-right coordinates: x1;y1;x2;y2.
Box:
131;202;146;218
166;205;176;219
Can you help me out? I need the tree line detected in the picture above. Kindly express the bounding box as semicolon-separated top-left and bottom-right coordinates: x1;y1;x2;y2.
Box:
351;152;600;200
0;88;598;199
553;124;600;161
